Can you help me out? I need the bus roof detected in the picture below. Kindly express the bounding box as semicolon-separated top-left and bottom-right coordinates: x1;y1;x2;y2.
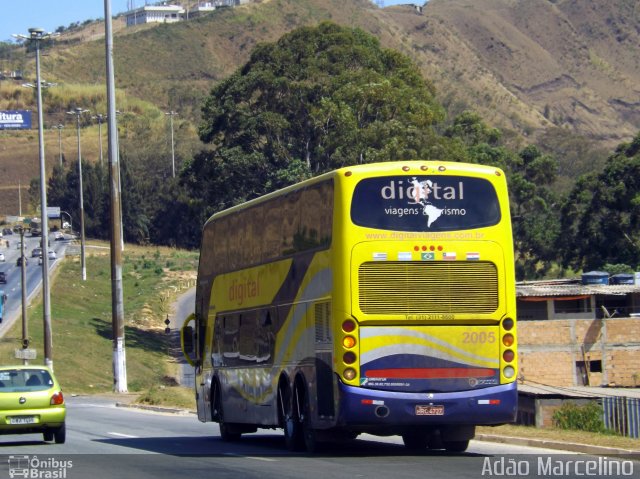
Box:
203;160;505;227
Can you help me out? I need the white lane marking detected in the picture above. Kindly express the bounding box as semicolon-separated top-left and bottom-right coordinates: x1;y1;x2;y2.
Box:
108;432;139;438
223;453;277;462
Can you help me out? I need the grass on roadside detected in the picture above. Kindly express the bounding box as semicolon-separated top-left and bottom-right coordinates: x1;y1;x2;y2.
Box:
137;385;196;411
477;424;640;451
0;241;198;403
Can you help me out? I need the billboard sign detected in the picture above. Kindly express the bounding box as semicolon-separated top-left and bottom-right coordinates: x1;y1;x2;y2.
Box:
0;110;32;130
47;207;61;219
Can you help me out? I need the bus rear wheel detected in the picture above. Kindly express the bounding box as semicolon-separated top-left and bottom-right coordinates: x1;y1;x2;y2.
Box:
299;387;318;453
280;383;302;451
443;440;469;453
401;430;429;450
213;382;241;442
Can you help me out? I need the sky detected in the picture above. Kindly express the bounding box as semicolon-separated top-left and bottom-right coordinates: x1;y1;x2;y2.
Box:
1;1;130;43
1;0;419;44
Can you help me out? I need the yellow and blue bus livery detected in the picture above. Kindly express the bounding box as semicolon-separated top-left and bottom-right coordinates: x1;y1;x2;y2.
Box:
182;160;517;452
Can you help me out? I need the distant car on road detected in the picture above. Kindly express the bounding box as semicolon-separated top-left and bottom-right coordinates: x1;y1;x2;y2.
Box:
0;252;4;262
31;248;42;258
48;250;57;260
16;257;27;267
0;366;66;443
2;228;12;236
0;272;6;284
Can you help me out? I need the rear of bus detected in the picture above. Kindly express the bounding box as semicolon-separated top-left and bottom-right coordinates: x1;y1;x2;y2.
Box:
333;161;517;447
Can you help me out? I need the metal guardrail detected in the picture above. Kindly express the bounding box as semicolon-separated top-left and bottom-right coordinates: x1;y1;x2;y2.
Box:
603;396;640;438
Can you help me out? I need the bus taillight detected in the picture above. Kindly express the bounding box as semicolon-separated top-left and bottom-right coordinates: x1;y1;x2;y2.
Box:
343;336;356;349
343;368;357;381
503;350;515;362
502;333;514;347
502;317;514;331
343;352;356;365
342;320;356;333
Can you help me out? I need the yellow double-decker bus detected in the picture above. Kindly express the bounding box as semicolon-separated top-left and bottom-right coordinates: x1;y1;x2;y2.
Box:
182;160;517;452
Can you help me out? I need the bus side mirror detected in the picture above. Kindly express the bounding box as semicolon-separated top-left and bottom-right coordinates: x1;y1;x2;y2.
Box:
183;326;194;353
180;314;198;367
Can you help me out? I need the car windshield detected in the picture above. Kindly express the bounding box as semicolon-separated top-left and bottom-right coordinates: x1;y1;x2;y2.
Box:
0;369;53;392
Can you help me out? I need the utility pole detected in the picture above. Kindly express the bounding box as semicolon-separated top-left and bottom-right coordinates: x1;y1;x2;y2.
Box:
53;124;64;167
18;227;28;365
67;107;89;281
105;0;127;393
165;111;178;178
14;28;55;369
92;114;106;168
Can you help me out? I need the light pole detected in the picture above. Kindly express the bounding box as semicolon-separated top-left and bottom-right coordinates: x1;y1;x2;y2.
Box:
92;113;106;168
66;107;90;281
13;27;55;369
17;227;29;365
165;110;177;178
52;124;64;167
105;0;127;392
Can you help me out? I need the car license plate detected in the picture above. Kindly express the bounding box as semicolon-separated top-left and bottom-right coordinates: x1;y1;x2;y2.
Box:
415;405;444;416
8;416;36;425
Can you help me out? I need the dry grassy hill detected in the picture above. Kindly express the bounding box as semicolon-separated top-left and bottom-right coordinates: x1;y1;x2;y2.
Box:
1;0;639;216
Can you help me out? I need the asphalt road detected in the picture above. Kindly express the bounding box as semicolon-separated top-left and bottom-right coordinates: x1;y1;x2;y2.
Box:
1;396;630;479
170;287;195;386
0;232;69;336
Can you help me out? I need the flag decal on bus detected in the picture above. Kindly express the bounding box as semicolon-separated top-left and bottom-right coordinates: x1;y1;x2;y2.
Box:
466;252;480;260
442;252;457;260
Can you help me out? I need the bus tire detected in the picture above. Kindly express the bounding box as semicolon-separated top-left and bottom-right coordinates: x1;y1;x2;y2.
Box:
280;381;302;451
213;381;241;442
299;386;318;453
401;430;429;450
211;380;221;422
443;440;469;453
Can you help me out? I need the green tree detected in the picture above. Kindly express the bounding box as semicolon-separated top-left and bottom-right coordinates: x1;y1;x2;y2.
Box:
445;113;561;279
192;21;447;211
118;157;151;244
560;132;640;271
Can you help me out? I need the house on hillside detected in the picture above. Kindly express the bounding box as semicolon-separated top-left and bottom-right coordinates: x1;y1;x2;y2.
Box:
516;274;640;388
125;1;252;26
125;4;185;26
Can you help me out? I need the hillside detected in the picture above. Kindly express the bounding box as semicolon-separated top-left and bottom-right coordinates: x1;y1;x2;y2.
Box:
1;0;639;215
42;0;640;143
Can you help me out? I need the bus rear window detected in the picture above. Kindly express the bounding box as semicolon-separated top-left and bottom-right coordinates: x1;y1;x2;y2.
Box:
351;175;501;232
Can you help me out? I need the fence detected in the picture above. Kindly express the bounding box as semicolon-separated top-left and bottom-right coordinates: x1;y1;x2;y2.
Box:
603;396;640;438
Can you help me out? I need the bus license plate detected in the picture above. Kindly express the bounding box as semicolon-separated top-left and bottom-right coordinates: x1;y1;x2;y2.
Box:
9;416;36;425
415;405;444;416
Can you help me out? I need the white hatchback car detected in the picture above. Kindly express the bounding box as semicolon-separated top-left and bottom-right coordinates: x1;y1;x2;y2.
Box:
0;252;4;262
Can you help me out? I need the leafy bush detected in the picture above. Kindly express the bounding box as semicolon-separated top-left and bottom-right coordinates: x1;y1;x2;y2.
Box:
552;401;605;433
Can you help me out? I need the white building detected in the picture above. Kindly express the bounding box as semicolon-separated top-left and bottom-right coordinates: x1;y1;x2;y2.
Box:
126;4;186;26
